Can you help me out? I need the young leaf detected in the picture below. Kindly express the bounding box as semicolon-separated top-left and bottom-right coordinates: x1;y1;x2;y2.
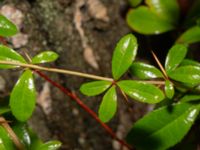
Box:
37;141;62;150
130;62;163;79
126;103;200;150
165;44;187;73
164;80;174;99
112;34;138;80
117;80;164;104
0;45;26;69
126;6;174;35
168;66;200;85
10;69;36;122
176;26;200;44
146;0;179;24
0;15;18;37
32;51;59;64
0;126;15;150
180;59;200;67
98;86;117;123
80;81;112;96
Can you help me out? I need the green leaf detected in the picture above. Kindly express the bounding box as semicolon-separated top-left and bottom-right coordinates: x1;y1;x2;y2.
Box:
164;80;174;99
146;0;179;24
165;44;187;72
126;6;174;35
176;26;200;44
117;80;164;104
129;0;142;7
126;103;200;150
0;15;18;37
0;106;10;115
80;81;112;96
98;86;117;123
10;69;36;122
32;51;59;64
168;66;200;85
130;62;163;79
180;95;200;102
37;141;62;150
0;45;26;69
180;59;200;67
0;126;15;150
12;123;31;149
112;34;138;80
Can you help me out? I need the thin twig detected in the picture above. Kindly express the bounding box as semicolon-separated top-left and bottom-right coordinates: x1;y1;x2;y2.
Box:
34;70;133;150
0;60;113;82
0;117;24;150
151;51;168;80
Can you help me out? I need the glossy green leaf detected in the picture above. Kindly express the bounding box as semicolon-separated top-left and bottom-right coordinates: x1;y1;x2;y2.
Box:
180;95;200;102
0;126;15;150
129;0;142;7
32;51;59;64
117;80;164;104
112;34;138;79
80;81;112;96
146;0;179;24
168;66;200;85
126;103;200;150
176;26;200;44
0;45;26;69
98;86;117;123
0;15;18;37
130;62;163;79
165;44;187;72
180;59;200;67
126;6;174;35
37;141;62;150
164;80;174;99
12;123;31;149
10;69;36;122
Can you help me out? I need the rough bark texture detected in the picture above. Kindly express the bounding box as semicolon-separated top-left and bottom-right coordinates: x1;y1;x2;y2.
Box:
0;0;150;149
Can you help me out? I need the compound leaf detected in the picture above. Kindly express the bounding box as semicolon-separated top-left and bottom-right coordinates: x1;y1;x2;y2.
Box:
80;81;112;96
98;86;117;123
32;51;59;64
10;69;36;122
117;80;164;104
165;44;187;73
130;62;163;79
0;15;18;37
112;34;138;80
126;103;200;150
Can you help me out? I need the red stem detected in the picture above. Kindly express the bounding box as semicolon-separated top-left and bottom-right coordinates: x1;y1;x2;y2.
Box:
34;70;133;150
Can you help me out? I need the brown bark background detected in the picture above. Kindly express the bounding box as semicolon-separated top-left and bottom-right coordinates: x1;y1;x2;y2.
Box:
0;0;150;149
